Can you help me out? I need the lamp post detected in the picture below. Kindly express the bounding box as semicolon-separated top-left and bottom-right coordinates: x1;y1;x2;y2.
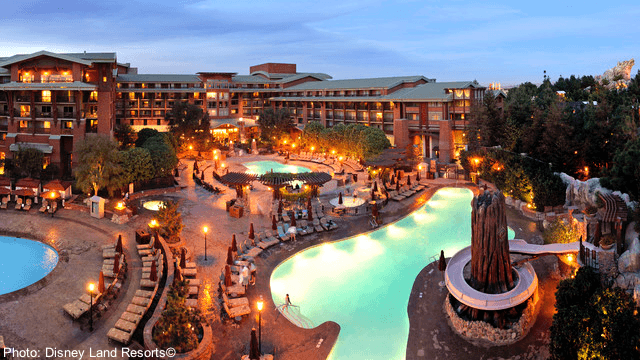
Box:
203;226;208;261
88;282;95;331
257;297;264;355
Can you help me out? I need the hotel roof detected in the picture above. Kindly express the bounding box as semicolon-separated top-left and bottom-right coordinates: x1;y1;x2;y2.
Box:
117;74;202;82
284;76;434;90
232;72;331;84
0;51;117;68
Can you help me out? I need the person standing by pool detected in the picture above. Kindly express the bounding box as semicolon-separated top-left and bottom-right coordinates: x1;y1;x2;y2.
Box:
286;294;292;307
241;266;250;289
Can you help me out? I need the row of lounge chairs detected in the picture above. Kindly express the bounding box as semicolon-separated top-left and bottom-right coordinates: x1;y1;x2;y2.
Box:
387;180;427;201
289;152;345;174
107;237;163;345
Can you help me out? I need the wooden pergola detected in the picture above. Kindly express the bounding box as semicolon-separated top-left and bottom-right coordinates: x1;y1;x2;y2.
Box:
220;171;333;199
219;172;258;198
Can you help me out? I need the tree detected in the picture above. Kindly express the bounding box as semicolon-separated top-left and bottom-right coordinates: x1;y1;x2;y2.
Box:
135;128;160;148
474;93;507;148
257;108;293;142
543;218;580;244
74;135;123;196
600;137;640;201
165;102;212;152
156;200;184;242
141;134;179;178
550;267;640;360
120;147;154;184
152;280;202;353
4;147;44;179
113;123;136;150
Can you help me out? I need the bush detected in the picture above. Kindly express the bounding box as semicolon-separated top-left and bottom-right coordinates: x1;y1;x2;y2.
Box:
153;280;202;353
156;201;184;243
543;218;580;244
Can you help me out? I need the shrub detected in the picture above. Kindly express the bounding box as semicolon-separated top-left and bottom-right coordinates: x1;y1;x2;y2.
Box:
543;218;580;244
153;280;202;353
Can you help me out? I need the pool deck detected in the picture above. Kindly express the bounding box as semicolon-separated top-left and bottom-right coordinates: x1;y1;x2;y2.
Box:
0;152;557;360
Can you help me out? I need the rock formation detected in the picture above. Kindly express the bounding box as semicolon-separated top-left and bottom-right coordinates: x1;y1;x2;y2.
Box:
595;59;635;89
470;191;514;294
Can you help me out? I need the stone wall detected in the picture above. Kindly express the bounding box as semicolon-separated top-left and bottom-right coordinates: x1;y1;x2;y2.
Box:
444;291;539;346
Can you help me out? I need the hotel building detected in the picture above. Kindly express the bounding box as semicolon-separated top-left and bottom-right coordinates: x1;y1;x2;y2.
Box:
0;51;485;177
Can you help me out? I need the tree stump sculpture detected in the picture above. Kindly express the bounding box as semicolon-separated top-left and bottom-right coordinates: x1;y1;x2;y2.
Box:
470;190;514;294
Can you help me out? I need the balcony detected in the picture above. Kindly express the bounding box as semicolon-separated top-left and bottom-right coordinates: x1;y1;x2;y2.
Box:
35;127;51;134
86;124;98;133
61;112;75;119
61;128;74;135
18;126;34;134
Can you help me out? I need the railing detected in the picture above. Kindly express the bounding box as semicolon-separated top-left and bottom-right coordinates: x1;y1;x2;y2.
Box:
579;241;599;270
61;128;74;135
35;127;51;134
61;112;74;118
18;126;34;133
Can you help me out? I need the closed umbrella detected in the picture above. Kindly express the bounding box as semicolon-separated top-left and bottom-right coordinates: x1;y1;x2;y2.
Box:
272;215;277;230
116;235;123;254
390;175;395;185
248;223;255;240
249;328;260;360
308;206;313;221
338;192;343;205
372;181;378;193
181;248;187;268
307;196;312;209
416;170;421;181
231;234;238;253
224;265;233;287
371;189;375;201
226;247;234;265
150;259;157;282
290;213;297;227
396;180;400;192
407;176;411;186
438;250;447;271
154;232;162;250
278;200;283;214
113;253;120;274
98;271;105;294
372;201;379;218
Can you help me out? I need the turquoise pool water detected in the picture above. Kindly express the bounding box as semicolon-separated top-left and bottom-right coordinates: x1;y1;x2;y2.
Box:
0;236;58;295
243;160;311;175
270;188;515;360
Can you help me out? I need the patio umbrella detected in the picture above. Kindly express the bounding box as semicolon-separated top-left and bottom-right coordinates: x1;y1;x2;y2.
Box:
278;200;283;214
174;263;183;284
150;259;158;282
98;271;105;294
368;172;372;181
416;170;421;181
249;328;260;360
396;180;400;191
41;190;59;201
438;250;447;271
390;175;395;185
224;265;233;287
272;215;277;230
407;176;411;186
308;207;313;221
307;196;312;209
248;223;255;240
154;232;162;250
200;171;205;181
231;234;238;253
113;253;120;274
226;247;234;265
338;192;343;205
290;213;297;227
116;235;123;254
371;189;375;200
181;248;187;268
397;170;402;181
372;181;378;193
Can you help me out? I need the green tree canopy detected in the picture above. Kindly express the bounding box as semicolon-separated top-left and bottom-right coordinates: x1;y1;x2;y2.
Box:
73;135;123;196
600;137;640;200
165;102;212;152
113;123;137;150
141;134;179;178
152;280;202;352
120;147;154;184
135;128;160;148
301;122;390;160
257;108;294;143
4;147;44;179
156;200;184;242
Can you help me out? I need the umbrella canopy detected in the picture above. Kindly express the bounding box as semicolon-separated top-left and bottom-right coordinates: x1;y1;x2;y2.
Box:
226;247;234;265
113;253;120;274
407;176;411;186
150;260;158;282
248;223;255;240
416;170;421;181
14;188;35;197
372;181;378;193
116;235;123;254
154;233;162;250
41;190;59;200
290;213;297;227
390;175;395;185
224;265;233;287
438;250;447;271
338;192;343;205
231;235;238;253
181;248;187;268
98;271;106;294
250;328;260;360
272;215;277;230
397;170;402;181
0;187;10;195
396;180;400;191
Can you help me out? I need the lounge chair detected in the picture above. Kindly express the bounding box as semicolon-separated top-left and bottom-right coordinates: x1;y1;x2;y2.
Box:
48;202;57;214
223;292;250;308
0;197;7;209
277;225;291;241
107;327;133;345
39;199;48;213
23;198;32;211
14;197;22;210
313;219;324;232
223;299;251;319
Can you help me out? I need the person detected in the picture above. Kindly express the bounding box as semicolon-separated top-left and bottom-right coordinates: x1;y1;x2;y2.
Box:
249;262;257;285
285;294;292;306
288;226;297;242
241;266;250;289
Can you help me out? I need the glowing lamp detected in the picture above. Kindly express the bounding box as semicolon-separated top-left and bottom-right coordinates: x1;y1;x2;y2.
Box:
339;156;344;161
257;300;264;311
567;254;574;263
310;146;315;151
203;226;208;234
115;202;125;210
292;143;296;148
88;283;95;293
331;150;336;154
189;145;193;150
149;219;158;228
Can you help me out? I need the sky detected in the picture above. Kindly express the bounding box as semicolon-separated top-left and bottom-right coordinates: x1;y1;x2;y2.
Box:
1;0;639;86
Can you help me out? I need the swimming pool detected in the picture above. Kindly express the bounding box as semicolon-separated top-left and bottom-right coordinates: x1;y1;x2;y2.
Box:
0;236;59;295
243;160;311;176
142;200;165;211
270;188;515;360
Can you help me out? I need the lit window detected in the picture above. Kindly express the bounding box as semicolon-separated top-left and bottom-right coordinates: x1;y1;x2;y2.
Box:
103;76;107;83
20;105;30;118
42;91;51;102
194;92;200;99
129;92;135;100
0;152;4;174
43;121;51;129
207;92;217;99
90;91;98;101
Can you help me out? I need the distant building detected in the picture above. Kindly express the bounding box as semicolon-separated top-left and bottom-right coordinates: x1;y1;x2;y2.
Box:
0;51;486;176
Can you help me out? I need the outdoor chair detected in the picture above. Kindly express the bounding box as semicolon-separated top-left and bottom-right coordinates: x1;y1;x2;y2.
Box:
48;202;57;214
23;198;32;211
39;199;48;213
277;225;291;241
0;196;8;209
14;198;22;210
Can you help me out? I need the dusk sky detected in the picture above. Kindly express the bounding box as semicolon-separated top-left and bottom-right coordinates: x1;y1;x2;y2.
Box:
2;0;639;86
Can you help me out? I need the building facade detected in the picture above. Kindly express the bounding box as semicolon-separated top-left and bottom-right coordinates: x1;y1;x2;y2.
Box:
0;51;484;177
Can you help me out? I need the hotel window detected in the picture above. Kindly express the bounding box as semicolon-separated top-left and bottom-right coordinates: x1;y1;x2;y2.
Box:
130;110;137;116
0;152;4;175
43;121;51;129
207;92;217;99
429;113;442;121
208;109;217;116
20;72;34;83
20;105;31;117
142;100;149;108
103;77;107;83
407;113;419;121
19;120;29;129
376;112;383;121
129;92;136;100
42;91;51;102
89;91;98;101
63;106;74;116
194;92;200;99
41;106;51;116
157;119;161;126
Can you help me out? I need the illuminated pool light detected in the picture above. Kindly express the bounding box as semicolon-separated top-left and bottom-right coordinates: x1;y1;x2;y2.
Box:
142;200;165;211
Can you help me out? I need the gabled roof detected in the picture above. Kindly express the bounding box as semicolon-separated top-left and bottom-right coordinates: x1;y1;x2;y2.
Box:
231;72;331;84
0;50;94;68
117;74;201;82
285;76;433;91
62;52;117;62
0;81;97;91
